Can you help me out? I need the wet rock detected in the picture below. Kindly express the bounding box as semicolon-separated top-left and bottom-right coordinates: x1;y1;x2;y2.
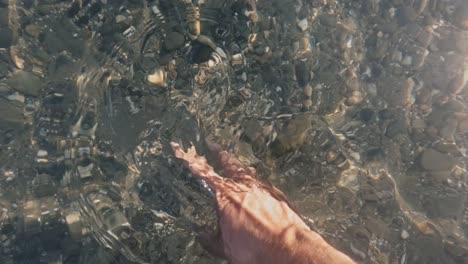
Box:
406;23;433;48
0;7;8;26
271;114;312;155
397;6;417;26
401;230;410;240
385;119;407;138
347;91;364;105
164;32;185;52
359;108;375;123
379;77;414;108
0;97;25;129
295;61;310;87
297;19;308;31
147;68;166;86
420;148;457;171
452;2;468;30
439;117;458;141
458;118;468;134
25;24;42;37
41;18;85;56
304;83;313;97
447;72;465;95
7;70;42;96
423;188;464;219
0;27;13;49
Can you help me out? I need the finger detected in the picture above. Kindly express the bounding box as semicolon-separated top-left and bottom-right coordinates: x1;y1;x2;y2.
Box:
171;142;188;160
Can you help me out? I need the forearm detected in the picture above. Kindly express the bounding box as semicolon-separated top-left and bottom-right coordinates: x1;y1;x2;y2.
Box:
283;228;356;264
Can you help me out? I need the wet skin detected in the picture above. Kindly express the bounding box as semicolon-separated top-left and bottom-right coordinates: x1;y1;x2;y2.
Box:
171;142;356;264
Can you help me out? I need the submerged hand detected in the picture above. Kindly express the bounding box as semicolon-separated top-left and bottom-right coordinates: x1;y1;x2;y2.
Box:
171;142;356;264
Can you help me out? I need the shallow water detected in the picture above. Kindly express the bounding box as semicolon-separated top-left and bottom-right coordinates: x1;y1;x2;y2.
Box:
0;0;467;263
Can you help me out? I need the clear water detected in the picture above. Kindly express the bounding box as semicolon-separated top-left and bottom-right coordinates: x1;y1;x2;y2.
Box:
0;0;467;263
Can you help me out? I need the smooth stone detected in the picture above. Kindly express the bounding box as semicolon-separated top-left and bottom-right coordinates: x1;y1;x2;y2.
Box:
42;18;85;56
458;119;468;133
401;230;409;240
7;71;42;96
420;148;457;171
304;83;313;97
0;27;13;48
0;7;8;25
25;24;42;37
297;18;308;31
295;61;310;87
0;82;10;94
452;2;468;30
439;118;457;141
0;97;25;129
164;32;185;51
147;69;165;86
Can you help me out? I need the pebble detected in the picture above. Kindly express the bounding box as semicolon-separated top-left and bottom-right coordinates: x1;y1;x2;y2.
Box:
0;82;10;94
401;230;410;240
347;91;363;105
420;148;457;171
37;150;48;158
452;2;468;30
115;15;127;24
147;68;166;86
439;118;457;141
295;62;310;87
458;118;468;133
164;32;185;51
241;72;247;82
0;27;13;49
25;24;42;37
7;71;42;96
0;7;7;26
304;83;313;97
0;97;25;129
6;92;25;103
297;19;308;31
402;55;412;66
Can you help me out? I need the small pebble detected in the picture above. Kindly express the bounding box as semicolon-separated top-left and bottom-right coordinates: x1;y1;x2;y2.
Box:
304;84;313;97
401;230;410;240
297;19;308;31
147;69;166;86
347;91;363;105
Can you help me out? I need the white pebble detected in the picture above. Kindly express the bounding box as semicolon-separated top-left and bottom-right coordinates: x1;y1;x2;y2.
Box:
297;19;308;31
37;150;48;158
7;92;25;103
241;72;247;82
401;230;410;240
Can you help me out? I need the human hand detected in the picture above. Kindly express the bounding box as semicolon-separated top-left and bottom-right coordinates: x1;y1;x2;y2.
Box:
171;142;356;264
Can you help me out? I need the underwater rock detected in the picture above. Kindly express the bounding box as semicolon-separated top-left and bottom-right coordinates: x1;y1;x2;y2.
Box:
420;148;457;171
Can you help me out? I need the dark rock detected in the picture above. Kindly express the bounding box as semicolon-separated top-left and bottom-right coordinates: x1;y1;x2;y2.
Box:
0;7;8;25
7;71;42;96
295;62;310;87
385;119;407;138
359;108;375;123
420;148;457;171
164;32;185;52
452;2;468;30
0;27;13;48
0;97;25;129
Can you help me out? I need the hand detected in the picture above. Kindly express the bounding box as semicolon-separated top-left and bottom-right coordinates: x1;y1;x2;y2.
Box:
171;142;356;264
